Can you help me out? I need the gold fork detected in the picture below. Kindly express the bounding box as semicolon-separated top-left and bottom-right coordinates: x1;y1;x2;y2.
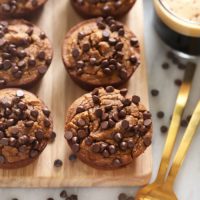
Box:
136;100;200;200
135;64;196;200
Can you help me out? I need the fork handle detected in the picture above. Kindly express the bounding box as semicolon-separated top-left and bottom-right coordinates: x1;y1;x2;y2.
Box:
165;101;200;186
156;65;195;184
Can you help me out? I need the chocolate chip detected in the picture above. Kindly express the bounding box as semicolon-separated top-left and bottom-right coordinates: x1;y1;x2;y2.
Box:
115;42;124;51
28;58;36;67
102;149;110;158
30;110;39;118
127;139;134;149
118;193;127;200
0;155;5;164
95;108;103;118
76;106;85;114
96;20;106;30
16;90;24;98
82;42;90;52
132;95;140;104
71;136;78;144
49;131;56;142
3;60;12;70
69;154;77;161
101;121;109;130
161;125;168;133
92;95;100;104
92;143;101;153
60;190;67;198
108;38;117;45
108;119;115;128
25;121;34;128
130;55;137;64
77;129;87;139
120;88;128;96
121;98;131;106
89;57;97;65
0;138;9;145
35;130;44;140
77;119;86;127
130;38;138;47
120;141;128;151
121;120;129;130
119;69;127;80
118;110;126;118
72;48;80;59
38;66;48;74
54;159;63;167
102;30;110;40
161;62;170;70
105;86;114;93
108;145;116;154
65;131;73;140
144;137;152;146
118;28;125;36
181;119;188;127
85;137;93;146
72;143;80;152
40;32;46;39
143;111;152;119
42;108;50;117
44;118;51;127
174;79;182;86
151;89;159;96
113;158;121;167
144;119;152;127
157;111;164;119
29;149;39;158
114;132;122;142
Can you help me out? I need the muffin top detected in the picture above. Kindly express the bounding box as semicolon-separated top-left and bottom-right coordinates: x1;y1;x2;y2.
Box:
0;19;53;89
62;17;140;88
65;87;152;169
72;0;136;18
0;0;47;17
0;88;53;168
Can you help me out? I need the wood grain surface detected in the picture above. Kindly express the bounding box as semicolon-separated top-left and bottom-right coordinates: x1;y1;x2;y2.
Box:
0;0;152;187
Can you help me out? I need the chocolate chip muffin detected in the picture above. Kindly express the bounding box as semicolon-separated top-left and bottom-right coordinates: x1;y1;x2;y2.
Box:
0;19;53;89
71;0;137;18
65;86;152;170
62;17;140;90
0;0;48;18
0;88;53;169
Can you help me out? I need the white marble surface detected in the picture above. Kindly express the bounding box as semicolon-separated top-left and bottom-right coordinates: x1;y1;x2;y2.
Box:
1;1;200;199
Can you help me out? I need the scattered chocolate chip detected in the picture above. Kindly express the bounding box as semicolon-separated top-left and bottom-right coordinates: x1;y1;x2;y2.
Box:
72;48;80;58
76;106;85;114
72;143;80;152
85;137;93;146
95;108;103;118
92;143;101;153
174;79;182;86
105;86;114;93
144;137;152;146
118;193;127;200
60;190;67;198
54;159;63;167
120;88;128;96
101;121;109;130
108;145;116;154
160;125;168;134
113;158;121;167
69;154;77;161
162;62;170;70
151;89;159;97
77;119;86;127
181;119;188;127
29;149;39;158
157;111;164;119
121;120;129;130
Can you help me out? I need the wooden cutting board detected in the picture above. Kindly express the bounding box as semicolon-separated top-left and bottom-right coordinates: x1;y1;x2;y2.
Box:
0;0;152;187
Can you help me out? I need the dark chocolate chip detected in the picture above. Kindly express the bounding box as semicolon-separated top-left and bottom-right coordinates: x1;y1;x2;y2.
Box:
119;69;127;80
29;149;39;158
82;42;90;52
72;143;80;152
144;137;152;146
65;131;73;140
144;119;152;127
92;143;101;153
118;193;127;200
44;118;51;127
54;159;63;167
120;141;128;151
60;190;67;198
151;89;159;97
174;79;182;86
77;119;86;127
160;125;168;134
76;106;85;114
101;121;109;130
69;154;77;161
102;149;110;158
130;38;138;47
92;95;100;104
132;95;140;104
127;139;134;149
108;145;116;154
121;98;131;106
113;158;121;167
72;48;80;59
120;88;128;96
30;110;39;118
85;137;93;146
157;111;164;119
95;108;103;118
102;30;110;40
35;130;44;140
38;66;48;75
42;108;50;117
118;110;126;118
121;120;129;130
105;86;114;93
162;62;170;69
114;132;122;142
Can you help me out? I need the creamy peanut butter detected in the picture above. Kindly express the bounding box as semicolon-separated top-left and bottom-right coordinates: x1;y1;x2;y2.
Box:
161;0;200;23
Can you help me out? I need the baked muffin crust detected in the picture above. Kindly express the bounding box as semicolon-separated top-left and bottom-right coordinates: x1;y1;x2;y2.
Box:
62;17;140;90
65;87;152;170
71;0;137;18
0;19;53;89
0;88;53;169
